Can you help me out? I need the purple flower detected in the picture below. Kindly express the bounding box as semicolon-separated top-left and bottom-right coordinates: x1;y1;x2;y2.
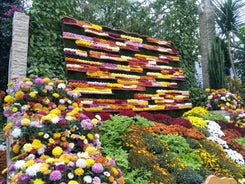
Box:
18;173;31;183
92;163;104;174
45;85;53;91
92;176;101;184
34;77;44;85
81;119;94;130
117;168;122;177
15;119;21;127
80;113;88;120
77;139;84;147
49;170;62;181
7;162;16;173
109;159;116;167
56;164;67;172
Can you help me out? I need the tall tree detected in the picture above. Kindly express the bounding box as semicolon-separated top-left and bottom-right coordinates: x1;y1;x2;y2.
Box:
212;0;245;79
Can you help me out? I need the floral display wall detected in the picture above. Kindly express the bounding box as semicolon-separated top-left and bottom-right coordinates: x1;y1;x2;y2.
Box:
62;17;192;112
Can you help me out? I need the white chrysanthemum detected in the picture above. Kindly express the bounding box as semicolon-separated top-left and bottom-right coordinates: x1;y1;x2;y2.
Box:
68;172;74;179
43;133;49;139
58;83;66;89
77;152;89;159
94;133;100;139
27;154;35;160
11;127;21;138
83;175;92;183
51;116;59;124
95;114;101;121
103;171;111;177
68;143;75;150
220;96;226;101
59;99;65;104
83;139;88;144
37;146;46;155
225;149;245;166
76;158;86;168
25;163;42;176
207;136;229;149
206;120;224;137
14;160;26;169
23;143;32;152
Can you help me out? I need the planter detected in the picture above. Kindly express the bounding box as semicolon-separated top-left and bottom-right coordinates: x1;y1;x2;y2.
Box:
209;110;230;117
0;150;6;183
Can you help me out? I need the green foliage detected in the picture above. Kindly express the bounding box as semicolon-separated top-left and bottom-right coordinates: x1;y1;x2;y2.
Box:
189;87;208;107
98;115;152;183
175;167;204;184
208;37;226;89
131;115;154;127
203;112;228;122
27;0;86;79
158;134;202;169
98;115;133;148
123;169;151;184
160;0;199;89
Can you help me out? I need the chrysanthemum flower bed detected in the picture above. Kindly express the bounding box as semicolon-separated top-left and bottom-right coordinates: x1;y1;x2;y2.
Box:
2;77;124;184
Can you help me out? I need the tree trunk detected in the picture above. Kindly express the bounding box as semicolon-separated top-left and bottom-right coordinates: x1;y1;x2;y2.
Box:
227;32;237;78
198;0;215;88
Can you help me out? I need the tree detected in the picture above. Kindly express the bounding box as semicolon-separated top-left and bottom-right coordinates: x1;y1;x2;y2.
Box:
212;0;245;79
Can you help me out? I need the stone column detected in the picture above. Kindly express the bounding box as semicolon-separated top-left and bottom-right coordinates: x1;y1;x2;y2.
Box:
198;0;215;89
7;12;29;166
8;12;29;81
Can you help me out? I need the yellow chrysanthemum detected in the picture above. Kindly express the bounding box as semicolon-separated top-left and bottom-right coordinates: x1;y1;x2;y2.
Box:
91;118;98;125
23;159;34;169
85;146;98;156
29;91;37;98
87;133;94;140
74;168;84;176
39;163;51;175
53;132;61;139
21;118;31;126
12;107;18;113
32;139;43;149
38;132;44;136
43;77;51;84
68;181;79;184
50;108;61;116
49;138;54;144
12;144;20;154
80;135;86;140
52;93;60;98
109;176;115;182
4;95;14;103
59;153;71;164
3;122;12;131
52;146;63;157
22;77;30;82
111;167;119;176
86;158;95;167
15;91;24;100
33;178;45;184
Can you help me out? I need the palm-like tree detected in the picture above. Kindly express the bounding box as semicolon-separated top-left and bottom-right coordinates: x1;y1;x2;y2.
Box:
212;0;245;79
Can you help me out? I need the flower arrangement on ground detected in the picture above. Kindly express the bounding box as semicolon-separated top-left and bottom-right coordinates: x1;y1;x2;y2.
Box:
2;77;124;184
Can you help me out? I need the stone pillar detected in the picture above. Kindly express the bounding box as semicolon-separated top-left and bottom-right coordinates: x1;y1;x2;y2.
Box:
7;12;29;166
198;0;215;89
8;12;29;82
